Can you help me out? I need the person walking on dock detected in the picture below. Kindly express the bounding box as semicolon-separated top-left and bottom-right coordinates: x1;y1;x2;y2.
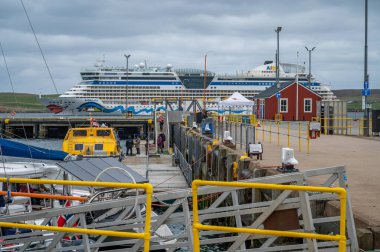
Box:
125;135;134;156
157;133;165;154
158;115;164;131
134;136;141;155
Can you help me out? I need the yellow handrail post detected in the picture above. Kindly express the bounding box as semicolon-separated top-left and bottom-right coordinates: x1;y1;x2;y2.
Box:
192;183;200;252
339;190;347;252
307;122;310;154
262;120;265;142
324;117;327;135
287;121;290;148
298;122;301;152
143;184;153;252
269;121;272;144
359;118;363;136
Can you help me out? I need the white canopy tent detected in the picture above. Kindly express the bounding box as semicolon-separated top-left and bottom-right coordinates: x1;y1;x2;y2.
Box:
218;92;255;107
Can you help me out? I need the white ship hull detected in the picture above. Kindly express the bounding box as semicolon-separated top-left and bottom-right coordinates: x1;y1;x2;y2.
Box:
41;60;337;116
42;97;253;116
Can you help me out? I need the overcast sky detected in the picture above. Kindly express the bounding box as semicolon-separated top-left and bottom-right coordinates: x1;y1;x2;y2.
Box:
0;0;379;94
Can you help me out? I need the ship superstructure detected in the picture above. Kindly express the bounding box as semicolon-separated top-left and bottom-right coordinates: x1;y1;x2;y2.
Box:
42;60;337;115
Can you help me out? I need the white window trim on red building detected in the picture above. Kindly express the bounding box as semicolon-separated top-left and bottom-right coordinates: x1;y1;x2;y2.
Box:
280;98;288;113
304;98;312;113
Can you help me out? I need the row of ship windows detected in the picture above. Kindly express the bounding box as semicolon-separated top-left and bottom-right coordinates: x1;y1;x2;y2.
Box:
75;89;254;93
78;91;258;96
77;91;255;96
86;86;162;90
77;93;257;99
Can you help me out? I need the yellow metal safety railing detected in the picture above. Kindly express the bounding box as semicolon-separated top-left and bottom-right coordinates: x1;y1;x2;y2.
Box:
313;116;372;136
254;120;311;153
211;114;257;125
192;180;347;252
0;177;153;252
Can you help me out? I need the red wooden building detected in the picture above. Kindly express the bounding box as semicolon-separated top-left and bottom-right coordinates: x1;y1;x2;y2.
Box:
254;82;321;121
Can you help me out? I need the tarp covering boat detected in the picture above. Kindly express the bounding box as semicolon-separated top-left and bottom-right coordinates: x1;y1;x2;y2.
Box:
0;138;69;161
0;162;59;178
56;157;148;183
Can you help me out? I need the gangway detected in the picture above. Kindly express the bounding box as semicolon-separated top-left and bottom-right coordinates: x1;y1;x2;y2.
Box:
0;166;358;251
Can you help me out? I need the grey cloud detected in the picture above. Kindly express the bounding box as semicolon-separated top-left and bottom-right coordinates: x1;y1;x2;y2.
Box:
0;0;379;94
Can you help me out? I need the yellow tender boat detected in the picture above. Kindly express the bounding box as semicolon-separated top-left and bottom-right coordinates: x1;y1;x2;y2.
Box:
63;127;121;157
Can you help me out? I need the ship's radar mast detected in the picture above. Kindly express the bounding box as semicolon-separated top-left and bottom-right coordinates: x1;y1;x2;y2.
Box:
94;55;106;68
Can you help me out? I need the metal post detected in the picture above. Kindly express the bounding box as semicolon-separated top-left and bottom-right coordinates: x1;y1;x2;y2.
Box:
298;122;301;152
124;54;131;115
269;121;272;143
305;47;316;89
275;27;282;89
287;122;290;148
307;122;311;154
240;123;243;149
255;124;258;143
234;122;237;146
146;123;150;179
203;54;207;110
364;0;370;137
296;51;299;121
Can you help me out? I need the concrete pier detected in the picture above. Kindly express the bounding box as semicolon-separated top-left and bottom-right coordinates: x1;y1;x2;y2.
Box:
0;117;152;139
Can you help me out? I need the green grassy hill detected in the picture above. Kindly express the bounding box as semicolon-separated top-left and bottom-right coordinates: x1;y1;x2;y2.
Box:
333;89;380;111
0;93;59;112
1;90;379;113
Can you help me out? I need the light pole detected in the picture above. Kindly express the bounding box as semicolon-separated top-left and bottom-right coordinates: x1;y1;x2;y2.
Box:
305;46;316;89
203;53;208;110
275;27;282;89
363;0;370;137
124;54;131;115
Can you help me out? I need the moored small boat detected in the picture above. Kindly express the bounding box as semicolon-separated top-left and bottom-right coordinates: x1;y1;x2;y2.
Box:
62;126;122;157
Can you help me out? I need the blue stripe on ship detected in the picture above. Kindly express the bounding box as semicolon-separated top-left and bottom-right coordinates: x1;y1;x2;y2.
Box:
76;102;167;114
76;102;249;115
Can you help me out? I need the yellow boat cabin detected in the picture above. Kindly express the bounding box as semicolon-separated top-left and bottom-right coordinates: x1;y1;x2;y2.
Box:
63;127;121;157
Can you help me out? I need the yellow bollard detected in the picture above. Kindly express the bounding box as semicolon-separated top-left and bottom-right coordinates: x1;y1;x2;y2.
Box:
232;161;238;180
287;122;290;148
298;122;301;152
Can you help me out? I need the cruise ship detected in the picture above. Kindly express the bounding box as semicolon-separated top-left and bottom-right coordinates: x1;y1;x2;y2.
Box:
41;60;336;115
